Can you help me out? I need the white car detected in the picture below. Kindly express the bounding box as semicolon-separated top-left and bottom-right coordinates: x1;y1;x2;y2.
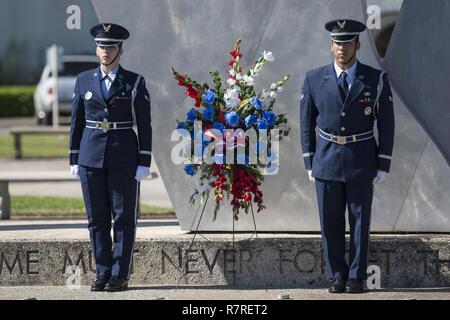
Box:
34;55;99;125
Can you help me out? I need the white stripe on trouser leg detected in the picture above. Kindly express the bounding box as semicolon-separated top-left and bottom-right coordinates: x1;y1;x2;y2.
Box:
127;180;139;279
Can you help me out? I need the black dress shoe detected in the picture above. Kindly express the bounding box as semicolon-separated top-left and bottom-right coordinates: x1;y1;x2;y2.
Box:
345;279;365;294
90;277;109;292
105;276;129;292
328;278;347;294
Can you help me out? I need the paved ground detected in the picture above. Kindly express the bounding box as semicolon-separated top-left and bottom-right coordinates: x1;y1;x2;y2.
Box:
0;219;184;239
1;286;450;300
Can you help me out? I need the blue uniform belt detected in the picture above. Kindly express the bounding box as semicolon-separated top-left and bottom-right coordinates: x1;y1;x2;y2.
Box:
86;120;133;132
319;128;374;145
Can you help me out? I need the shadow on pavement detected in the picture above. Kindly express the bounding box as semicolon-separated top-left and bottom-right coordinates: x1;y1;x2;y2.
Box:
0;220;179;231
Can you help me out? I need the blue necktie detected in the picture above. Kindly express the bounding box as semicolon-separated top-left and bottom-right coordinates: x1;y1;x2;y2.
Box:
339;72;349;100
101;75;111;99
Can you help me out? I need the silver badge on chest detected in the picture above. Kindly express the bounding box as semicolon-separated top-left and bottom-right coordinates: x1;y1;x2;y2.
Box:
85;91;93;100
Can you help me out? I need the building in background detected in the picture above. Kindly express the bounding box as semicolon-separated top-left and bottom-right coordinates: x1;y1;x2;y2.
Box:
0;0;98;85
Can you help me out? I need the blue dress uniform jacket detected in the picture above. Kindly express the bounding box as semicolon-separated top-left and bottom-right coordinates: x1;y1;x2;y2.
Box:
69;65;152;169
300;61;395;182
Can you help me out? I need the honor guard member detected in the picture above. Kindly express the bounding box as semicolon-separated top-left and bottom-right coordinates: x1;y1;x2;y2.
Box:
300;19;395;294
69;23;152;292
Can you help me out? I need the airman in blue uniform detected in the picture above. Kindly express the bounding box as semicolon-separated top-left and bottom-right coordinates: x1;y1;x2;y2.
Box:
300;19;395;293
69;23;152;292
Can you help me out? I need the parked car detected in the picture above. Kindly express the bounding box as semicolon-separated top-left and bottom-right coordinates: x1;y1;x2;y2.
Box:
34;55;99;125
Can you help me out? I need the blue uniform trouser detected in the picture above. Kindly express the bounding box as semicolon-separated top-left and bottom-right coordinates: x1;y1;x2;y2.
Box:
79;165;139;280
314;178;374;280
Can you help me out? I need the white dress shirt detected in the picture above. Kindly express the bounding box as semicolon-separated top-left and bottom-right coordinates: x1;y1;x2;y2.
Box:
334;60;357;89
100;65;119;98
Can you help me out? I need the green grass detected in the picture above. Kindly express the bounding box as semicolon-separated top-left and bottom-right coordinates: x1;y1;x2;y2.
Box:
11;195;175;218
0;86;36;94
0;134;69;158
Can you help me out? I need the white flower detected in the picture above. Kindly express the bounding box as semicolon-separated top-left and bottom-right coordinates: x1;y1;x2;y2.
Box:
262;89;270;99
228;69;236;77
270;83;277;90
224;88;241;107
262;50;275;62
227;78;236;87
192;194;201;202
243;74;255;86
225;88;240;99
235;73;243;81
277;86;283;92
269;91;277;99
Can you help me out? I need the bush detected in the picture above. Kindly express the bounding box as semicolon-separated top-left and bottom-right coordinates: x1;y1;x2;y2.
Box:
0;86;36;117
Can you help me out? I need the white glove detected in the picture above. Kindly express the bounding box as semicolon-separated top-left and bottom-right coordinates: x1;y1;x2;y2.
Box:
307;170;315;182
373;170;387;184
70;165;79;177
135;166;150;181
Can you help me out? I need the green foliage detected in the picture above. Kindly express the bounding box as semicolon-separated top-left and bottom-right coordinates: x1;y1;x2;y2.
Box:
0;86;36;117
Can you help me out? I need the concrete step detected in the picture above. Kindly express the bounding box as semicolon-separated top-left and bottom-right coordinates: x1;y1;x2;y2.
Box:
2;286;450;300
1;219;450;288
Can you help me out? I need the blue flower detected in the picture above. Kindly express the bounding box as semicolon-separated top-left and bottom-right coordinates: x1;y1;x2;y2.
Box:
176;122;190;136
213;122;226;133
254;140;268;156
202;90;216;105
257;118;268;130
251;96;263;110
195;130;205;143
187;108;198;123
194;143;207;157
263;111;276;126
245;114;258;128
225;111;241;128
184;164;197;176
203;106;215;122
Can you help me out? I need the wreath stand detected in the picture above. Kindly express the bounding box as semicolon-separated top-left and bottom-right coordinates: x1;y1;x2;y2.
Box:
175;193;269;291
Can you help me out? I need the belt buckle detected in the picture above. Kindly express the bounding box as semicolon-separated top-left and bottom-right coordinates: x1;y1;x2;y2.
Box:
336;136;347;145
99;119;110;132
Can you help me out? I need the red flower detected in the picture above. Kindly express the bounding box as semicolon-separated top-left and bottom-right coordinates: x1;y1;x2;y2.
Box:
228;60;236;67
186;87;198;99
177;75;186;86
218;110;225;123
230;51;242;59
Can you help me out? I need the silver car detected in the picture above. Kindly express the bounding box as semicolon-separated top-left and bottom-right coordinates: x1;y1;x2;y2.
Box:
34;55;99;125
